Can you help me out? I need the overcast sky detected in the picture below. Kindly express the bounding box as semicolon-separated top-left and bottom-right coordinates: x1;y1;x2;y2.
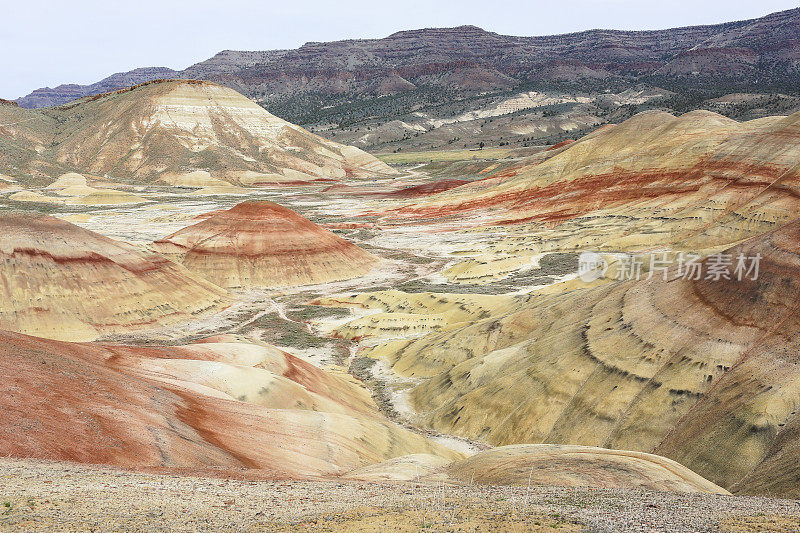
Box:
2;0;798;99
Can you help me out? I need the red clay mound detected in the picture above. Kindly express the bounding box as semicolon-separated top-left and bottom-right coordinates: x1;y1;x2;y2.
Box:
0;331;454;476
154;201;378;288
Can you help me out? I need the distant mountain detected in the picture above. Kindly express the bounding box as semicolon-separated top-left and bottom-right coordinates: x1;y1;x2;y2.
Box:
12;9;800;154
15;8;800;110
17;67;179;108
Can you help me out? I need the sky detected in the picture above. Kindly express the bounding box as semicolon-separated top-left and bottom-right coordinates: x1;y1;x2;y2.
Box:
2;0;798;99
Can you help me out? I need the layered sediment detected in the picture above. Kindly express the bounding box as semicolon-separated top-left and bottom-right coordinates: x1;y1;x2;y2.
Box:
0;331;459;476
0;213;230;341
154;201;379;288
327;220;800;495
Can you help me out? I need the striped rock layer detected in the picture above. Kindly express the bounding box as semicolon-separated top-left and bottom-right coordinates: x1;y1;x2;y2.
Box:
0;331;459;476
154;201;378;289
0;80;396;185
359;220;800;497
379;110;800;253
0;213;230;341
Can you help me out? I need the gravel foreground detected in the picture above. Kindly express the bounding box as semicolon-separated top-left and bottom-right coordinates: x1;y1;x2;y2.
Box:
0;459;799;532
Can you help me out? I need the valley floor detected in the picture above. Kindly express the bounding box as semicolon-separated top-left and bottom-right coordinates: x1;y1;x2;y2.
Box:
0;459;798;532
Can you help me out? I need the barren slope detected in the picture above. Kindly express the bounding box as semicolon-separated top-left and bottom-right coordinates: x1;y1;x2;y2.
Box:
0;213;230;341
338;219;800;495
378;109;800;252
9;459;796;533
0;80;396;184
153;201;379;288
0;330;459;476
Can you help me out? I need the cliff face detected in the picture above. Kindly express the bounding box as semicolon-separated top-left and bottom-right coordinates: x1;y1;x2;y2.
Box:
15;8;800;108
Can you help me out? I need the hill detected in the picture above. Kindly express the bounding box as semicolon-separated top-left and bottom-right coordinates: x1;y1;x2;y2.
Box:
153;201;379;288
0;80;396;185
0;330;459;475
12;9;800;151
330;215;800;497
0;213;230;341
376;109;800;254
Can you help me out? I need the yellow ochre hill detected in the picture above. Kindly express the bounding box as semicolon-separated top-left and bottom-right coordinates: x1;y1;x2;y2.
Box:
0;79;397;185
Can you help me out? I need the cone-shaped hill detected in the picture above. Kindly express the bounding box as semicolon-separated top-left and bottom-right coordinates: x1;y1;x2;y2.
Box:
154;201;379;288
0;80;396;185
0;213;230;341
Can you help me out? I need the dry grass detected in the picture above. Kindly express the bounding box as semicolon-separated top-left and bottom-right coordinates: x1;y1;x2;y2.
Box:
718;514;800;532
